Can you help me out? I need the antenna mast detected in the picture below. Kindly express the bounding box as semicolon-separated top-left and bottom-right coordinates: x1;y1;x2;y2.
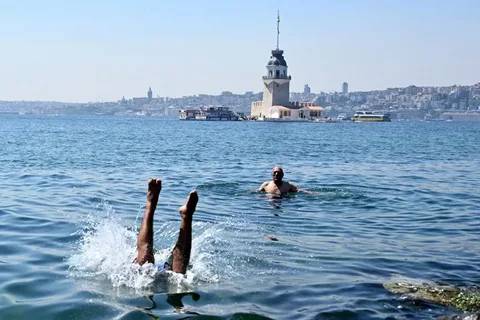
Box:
276;10;280;50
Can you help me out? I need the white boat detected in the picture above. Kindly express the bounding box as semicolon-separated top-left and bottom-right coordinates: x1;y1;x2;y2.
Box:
314;117;337;123
352;111;391;122
179;106;239;121
336;114;350;121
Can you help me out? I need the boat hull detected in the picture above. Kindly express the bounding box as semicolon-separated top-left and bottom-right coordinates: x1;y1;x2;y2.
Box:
352;117;390;122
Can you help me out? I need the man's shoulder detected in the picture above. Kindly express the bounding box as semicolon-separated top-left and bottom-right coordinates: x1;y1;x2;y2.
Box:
259;181;271;191
285;181;298;192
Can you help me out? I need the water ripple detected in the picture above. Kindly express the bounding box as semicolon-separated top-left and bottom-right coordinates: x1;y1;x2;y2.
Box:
0;116;479;319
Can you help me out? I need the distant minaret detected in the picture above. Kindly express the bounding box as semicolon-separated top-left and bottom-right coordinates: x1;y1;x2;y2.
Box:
147;87;153;101
262;11;291;108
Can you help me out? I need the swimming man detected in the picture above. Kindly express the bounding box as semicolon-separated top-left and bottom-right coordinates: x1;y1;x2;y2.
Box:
135;178;198;274
258;166;298;194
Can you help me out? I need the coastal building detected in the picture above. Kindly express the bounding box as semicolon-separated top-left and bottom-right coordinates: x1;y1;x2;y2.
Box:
250;13;323;121
342;82;349;95
304;84;311;95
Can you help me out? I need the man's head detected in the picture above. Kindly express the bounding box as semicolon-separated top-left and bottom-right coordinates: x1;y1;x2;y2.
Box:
272;166;284;183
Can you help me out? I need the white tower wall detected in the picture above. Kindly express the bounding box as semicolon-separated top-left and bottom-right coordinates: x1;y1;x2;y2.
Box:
263;79;290;107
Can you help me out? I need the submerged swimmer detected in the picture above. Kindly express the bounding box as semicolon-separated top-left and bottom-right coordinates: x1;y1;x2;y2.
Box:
135;178;198;274
258;166;298;194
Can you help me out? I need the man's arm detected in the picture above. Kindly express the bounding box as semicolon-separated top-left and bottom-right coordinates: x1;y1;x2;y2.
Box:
258;181;269;192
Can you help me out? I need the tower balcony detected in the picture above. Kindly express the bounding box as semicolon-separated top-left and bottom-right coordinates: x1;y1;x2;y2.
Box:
262;75;291;80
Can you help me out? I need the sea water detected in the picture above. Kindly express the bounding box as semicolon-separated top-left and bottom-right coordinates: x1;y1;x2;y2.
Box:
0;114;479;319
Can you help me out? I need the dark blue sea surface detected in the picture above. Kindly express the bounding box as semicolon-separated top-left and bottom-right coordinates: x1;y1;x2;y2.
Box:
0;115;479;319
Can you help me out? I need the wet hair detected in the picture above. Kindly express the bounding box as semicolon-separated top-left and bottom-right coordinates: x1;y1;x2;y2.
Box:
272;167;284;179
272;166;284;174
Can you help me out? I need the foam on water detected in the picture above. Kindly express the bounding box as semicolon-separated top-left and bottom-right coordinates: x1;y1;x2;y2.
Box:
68;202;257;293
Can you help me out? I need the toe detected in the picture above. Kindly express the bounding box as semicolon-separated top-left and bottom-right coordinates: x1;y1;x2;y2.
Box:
187;191;198;207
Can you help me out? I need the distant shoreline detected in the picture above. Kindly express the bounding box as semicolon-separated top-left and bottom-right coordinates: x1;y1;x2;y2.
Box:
1;82;479;120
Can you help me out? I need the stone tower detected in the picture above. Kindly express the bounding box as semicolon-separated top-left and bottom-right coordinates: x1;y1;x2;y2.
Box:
262;49;291;108
262;12;291;109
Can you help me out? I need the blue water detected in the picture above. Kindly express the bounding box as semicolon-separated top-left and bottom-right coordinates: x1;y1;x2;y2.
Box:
0;115;479;319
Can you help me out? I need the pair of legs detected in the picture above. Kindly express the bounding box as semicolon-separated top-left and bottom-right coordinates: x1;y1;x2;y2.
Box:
135;179;198;274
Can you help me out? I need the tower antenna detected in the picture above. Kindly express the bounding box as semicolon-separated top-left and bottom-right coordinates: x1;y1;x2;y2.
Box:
276;10;280;50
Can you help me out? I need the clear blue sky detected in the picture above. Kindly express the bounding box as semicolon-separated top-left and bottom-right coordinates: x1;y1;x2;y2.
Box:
1;0;479;102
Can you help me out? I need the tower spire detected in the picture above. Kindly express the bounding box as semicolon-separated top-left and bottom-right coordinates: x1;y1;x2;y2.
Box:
276;10;280;50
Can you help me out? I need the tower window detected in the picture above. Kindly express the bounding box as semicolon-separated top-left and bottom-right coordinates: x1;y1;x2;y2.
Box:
276;70;280;77
269;71;272;77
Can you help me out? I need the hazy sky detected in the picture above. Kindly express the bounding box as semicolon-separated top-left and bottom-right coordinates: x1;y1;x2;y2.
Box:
1;0;479;102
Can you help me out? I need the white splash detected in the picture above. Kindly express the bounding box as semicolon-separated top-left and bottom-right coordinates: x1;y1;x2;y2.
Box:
67;203;249;292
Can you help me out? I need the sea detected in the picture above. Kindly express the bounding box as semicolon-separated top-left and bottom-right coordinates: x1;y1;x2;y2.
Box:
0;114;479;320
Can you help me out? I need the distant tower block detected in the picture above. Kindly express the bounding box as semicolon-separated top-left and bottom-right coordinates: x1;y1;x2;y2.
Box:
147;87;153;101
304;84;311;95
342;82;349;95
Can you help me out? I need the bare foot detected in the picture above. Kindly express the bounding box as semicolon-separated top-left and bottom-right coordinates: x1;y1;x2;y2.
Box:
146;178;162;207
179;191;198;220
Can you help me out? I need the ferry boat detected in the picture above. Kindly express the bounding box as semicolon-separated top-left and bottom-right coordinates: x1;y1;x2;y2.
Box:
179;106;239;121
352;111;391;122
